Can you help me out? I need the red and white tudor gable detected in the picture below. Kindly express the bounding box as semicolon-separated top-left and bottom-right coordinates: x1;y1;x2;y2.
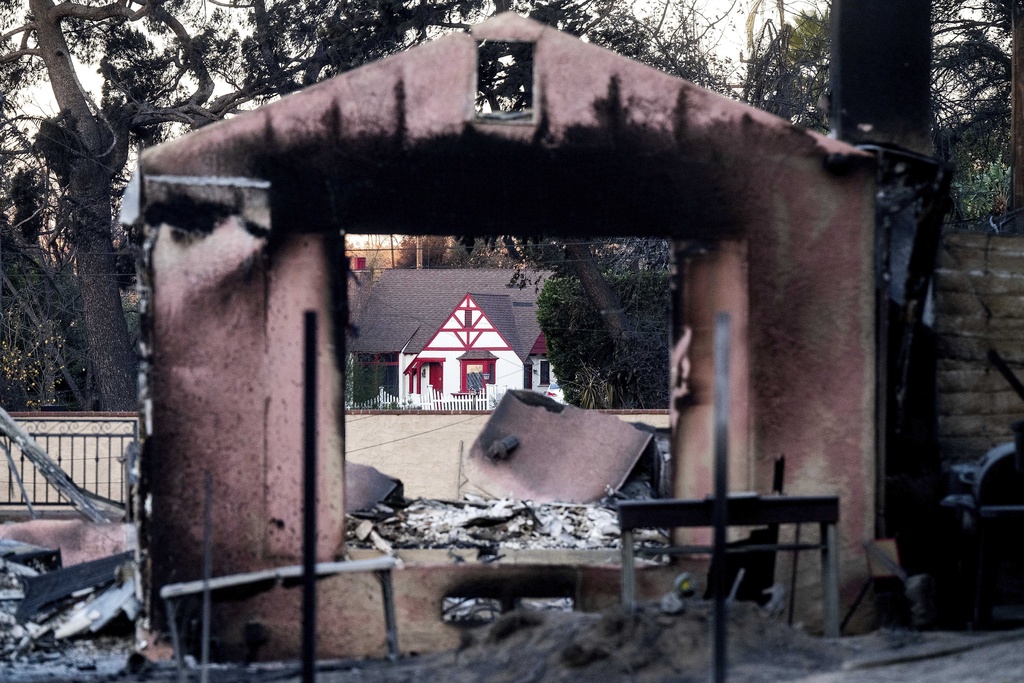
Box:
402;293;530;397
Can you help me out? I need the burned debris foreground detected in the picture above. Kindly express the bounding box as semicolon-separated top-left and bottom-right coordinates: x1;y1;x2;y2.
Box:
1;541;135;664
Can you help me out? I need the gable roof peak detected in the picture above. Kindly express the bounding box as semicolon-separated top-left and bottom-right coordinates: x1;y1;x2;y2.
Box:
349;268;548;359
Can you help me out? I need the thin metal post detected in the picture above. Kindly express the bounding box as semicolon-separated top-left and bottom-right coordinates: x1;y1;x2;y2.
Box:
201;470;212;683
820;522;840;637
711;312;730;683
1013;0;1024;210
376;570;400;662
302;311;318;683
163;598;187;683
2;442;35;518
787;523;801;626
620;529;636;612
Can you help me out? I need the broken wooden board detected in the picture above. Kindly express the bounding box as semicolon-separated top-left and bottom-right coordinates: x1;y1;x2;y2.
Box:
15;552;132;623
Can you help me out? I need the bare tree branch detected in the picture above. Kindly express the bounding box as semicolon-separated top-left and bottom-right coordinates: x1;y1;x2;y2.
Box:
1;23;34;43
0;48;41;63
52;0;149;22
148;5;215;107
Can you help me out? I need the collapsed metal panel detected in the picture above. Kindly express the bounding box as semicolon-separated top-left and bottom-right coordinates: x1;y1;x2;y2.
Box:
463;392;652;503
345;463;402;514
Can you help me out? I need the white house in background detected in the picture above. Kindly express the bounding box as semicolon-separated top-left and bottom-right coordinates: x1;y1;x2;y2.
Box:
348;268;556;405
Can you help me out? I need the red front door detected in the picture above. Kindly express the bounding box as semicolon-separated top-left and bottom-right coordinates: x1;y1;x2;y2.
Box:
428;363;443;393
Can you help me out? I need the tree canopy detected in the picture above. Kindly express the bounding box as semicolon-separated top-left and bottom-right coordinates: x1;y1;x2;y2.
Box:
2;0;739;409
537;267;668;409
3;0;1020;410
932;0;1014;226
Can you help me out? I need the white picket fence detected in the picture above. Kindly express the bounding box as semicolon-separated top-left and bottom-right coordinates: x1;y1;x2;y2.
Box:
412;385;508;411
345;385;508;411
346;388;409;410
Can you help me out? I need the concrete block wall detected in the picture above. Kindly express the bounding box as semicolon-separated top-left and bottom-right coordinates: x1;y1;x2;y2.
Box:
934;231;1024;464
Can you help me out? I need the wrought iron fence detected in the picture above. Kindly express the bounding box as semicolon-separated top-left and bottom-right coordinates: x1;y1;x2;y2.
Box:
0;416;137;511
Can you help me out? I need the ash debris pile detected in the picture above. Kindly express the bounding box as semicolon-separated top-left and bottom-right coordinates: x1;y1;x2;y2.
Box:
329;602;841;683
346;495;668;553
0;540;137;664
346;392;671;554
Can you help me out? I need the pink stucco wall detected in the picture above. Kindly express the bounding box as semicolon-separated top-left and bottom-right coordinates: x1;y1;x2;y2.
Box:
145;217;343;606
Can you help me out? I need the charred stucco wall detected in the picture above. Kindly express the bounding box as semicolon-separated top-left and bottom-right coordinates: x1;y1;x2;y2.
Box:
208;562;679;660
139;13;877;656
140;179;344;632
674;126;877;611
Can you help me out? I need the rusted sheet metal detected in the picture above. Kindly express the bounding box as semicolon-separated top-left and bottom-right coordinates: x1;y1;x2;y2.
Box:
345;463;401;514
463;392;652;503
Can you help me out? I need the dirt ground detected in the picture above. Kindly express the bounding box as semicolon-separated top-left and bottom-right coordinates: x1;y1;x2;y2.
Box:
4;604;1024;682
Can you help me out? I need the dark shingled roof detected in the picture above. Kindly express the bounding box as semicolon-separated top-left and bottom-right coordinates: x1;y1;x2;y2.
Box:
456;350;499;360
348;269;549;360
466;293;519;354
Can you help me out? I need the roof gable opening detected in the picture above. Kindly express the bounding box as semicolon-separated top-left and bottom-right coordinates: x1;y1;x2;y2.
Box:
475;40;534;123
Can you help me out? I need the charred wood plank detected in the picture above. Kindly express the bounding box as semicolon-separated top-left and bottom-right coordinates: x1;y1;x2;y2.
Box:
15;551;132;623
987;349;1024;405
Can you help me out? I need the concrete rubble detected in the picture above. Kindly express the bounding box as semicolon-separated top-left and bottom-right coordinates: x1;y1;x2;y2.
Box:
345;494;668;553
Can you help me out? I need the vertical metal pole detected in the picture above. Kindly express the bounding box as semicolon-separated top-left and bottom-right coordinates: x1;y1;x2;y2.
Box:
787;524;801;626
821;522;840;638
201;470;212;683
2;442;36;518
620;529;636;613
711;312;730;683
302;311;318;683
874;153;891;539
376;570;400;663
1013;0;1024;210
164;598;187;683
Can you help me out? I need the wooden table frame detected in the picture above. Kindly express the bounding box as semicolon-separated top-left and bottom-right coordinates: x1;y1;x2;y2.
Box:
160;556;399;671
618;495;841;637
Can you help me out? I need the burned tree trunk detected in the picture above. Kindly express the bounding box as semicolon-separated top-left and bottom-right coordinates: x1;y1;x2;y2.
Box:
29;0;136;410
563;238;634;346
71;187;136;410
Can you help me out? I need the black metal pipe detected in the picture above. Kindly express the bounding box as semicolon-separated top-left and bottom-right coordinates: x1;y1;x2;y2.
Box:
201;470;212;683
712;312;730;683
302;311;318;683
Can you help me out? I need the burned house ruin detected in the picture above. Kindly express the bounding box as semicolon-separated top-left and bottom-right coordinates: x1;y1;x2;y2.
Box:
127;13;940;659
